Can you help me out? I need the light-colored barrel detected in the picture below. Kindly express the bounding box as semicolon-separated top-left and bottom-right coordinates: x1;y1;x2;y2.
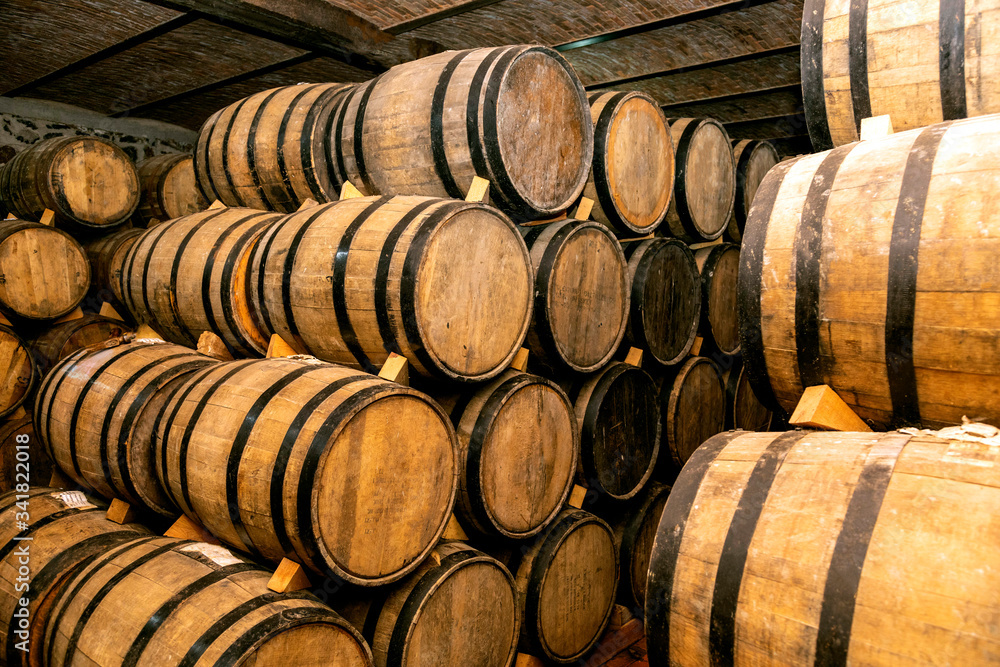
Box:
726;139;779;243
0;220;90;321
661;118;735;242
134;153;207;224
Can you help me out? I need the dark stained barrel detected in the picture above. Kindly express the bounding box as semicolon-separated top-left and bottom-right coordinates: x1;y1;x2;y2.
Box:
30;315;131;377
694;242;741;356
0;220;90;321
723;354;774;431
726;139;779;243
660;356;725;474
0;325;34;421
81;227;144;304
0;417;52;494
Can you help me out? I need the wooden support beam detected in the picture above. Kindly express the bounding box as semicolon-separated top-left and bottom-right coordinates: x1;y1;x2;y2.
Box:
789;385;872;432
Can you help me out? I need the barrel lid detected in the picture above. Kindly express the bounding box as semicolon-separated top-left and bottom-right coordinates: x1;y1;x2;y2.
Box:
50;138;139;227
0;222;89;320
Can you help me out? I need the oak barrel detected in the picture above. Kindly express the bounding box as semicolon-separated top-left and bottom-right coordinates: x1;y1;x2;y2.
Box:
0;488;147;667
195;83;354;212
30;314;131;377
738;115;1000;429
522;219;629;374
43;535;372;667
338;542;518;667
572;362;660;503
661;118;735;242
134;153;207;224
723;354;774;431
34;340;216;515
156;357;458;585
511;509;618;664
0;417;52;494
646;429;1000;666
0;220;90;321
330;46;593;220
0;325;35;421
582;91;674;235
599;482;670;610
0;137;139;233
694;242;741;356
622;238;701;367
248;196;533;381
726;139;779;243
120;206;283;356
660;356;726;473
440;369;578;539
801;0;1000;149
81;227;143;305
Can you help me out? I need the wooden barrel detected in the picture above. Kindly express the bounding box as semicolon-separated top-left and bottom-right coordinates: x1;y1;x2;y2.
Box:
660;356;725;473
156;357;458;585
248;196;533;382
512;509;618;664
0;417;52;494
582;91;674;235
81;227;143;304
726;139;779;243
34;340;216;515
440;369;578;538
134;153;207;224
195;83;355;213
738;115;1000;429
694;243;741;356
661;118;735;242
0;136;139;233
646;429;1000;665
723;354;774;431
599;482;670;610
120;206;283;356
522;219;629;374
338;542;518;667
43;535;372;667
0;325;35;421
330;46;593;221
572;362;660;502
0;488;147;667
0;220;90;321
30;314;131;377
622;238;701;367
801;0;1000;149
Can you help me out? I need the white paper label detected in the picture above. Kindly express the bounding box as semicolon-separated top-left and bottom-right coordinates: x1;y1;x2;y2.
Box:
180;543;243;567
52;490;96;509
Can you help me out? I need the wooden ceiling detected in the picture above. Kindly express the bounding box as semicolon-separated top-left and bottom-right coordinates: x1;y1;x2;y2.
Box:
0;0;810;155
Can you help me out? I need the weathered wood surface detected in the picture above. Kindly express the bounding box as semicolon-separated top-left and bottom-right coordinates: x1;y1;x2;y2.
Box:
726;139;779;243
0;324;35;420
694;242;740;356
0;220;90;321
661;118;735;242
30;314;132;377
722;354;774;431
660;356;726;474
0;417;53;494
81;227;144;304
135;153;207;224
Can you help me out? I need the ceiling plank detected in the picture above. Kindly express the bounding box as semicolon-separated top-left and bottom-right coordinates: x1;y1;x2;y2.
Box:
385;0;506;35
660;84;803;123
723;113;809;140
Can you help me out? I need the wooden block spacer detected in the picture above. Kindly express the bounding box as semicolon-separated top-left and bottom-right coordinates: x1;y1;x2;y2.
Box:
39;209;55;226
509;347;529;372
690;336;704;356
441;513;469;541
135;323;164;341
296;198;320;211
165;514;221;545
465;176;490;203
568;484;588;509
9;405;27;420
515;653;546;667
378;352;409;386
266;334;299;358
208;200;227;210
106;498;138;524
339;181;364;200
267;557;312;593
54;307;85;324
197;331;234;361
99;301;125;321
624;347;643;367
860;115;894;141
789;385;871;432
48;468;73;489
0;312;11;327
570;196;594;220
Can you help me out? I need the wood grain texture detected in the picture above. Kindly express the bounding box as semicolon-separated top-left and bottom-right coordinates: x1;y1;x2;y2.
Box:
723;354;774;431
30;314;131;378
694;243;741;355
81;227;144;304
662;118;736;242
135;153;207;223
0;220;90;321
0;417;52;494
0;324;35;420
660;356;726;472
726;139;779;243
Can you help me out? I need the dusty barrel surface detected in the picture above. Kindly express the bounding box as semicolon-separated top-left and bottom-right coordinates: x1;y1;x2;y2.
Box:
30;314;131;377
723;354;774;431
583;91;674;235
801;0;1000;149
195;83;355;212
34;341;216;515
81;227;143;303
662;118;735;242
738;115;1000;429
329;45;593;221
646;429;1000;666
0;136;139;233
727;139;779;243
694;242;741;356
0;325;35;421
248;196;533;382
156;357;458;585
0;417;52;494
43;535;373;667
660;356;726;473
622;238;701;367
512;509;619;664
599;482;670;610
0;220;90;321
120;206;283;356
338;542;518;667
134;153;206;224
522;218;629;374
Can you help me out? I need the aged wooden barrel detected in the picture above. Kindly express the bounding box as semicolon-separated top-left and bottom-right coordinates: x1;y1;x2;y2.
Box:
522;219;629;374
248;196;532;382
43;535;372;667
801;0;1000;149
30;314;131;377
646;429;1000;666
0;417;52;494
0;488;147;667
660;356;725;473
134;153;207;224
738;115;1000;429
330;46;593;221
572;362;660;502
582;91;674;235
723;354;774;431
661;118;735;242
0;136;139;233
0;220;90;321
338;542;518;667
622;238;701;367
437;369;577;539
34;340;216;516
599;482;670;610
156;357;458;585
120;206;283;356
0;325;35;421
511;509;618;664
726;139;779;243
81;227;143;304
195;83;355;212
694;243;741;356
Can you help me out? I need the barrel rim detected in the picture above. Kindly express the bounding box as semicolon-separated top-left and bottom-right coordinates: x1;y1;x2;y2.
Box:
674;117;736;240
0;221;90;321
47;136;140;228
